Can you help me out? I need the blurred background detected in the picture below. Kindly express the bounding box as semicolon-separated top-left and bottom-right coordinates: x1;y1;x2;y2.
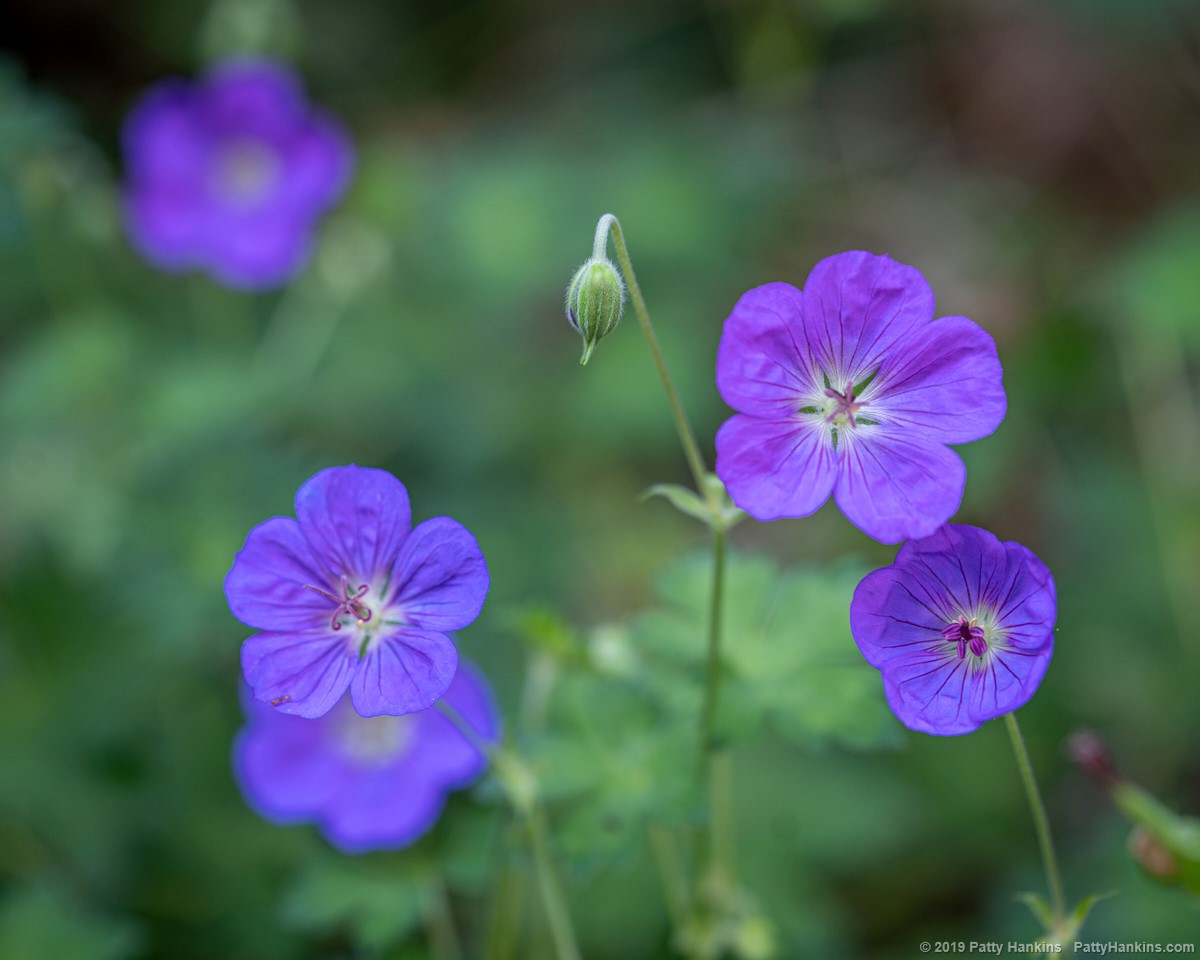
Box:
2;0;1199;956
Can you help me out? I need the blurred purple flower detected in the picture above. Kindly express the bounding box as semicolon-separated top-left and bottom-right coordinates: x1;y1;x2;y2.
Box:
225;465;489;719
235;660;500;853
122;59;352;289
715;251;1006;543
850;524;1055;736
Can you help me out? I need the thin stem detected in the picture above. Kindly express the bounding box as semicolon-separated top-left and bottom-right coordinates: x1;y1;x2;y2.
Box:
706;749;736;890
424;876;463;960
699;524;727;759
482;862;523;960
436;700;583;960
528;805;583;960
595;213;711;500
1005;712;1066;926
648;826;690;927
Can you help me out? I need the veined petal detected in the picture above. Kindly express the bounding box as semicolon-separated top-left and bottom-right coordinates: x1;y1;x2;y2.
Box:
966;646;1052;725
883;652;977;736
391;517;489;632
800;252;935;380
870;316;1006;444
350;627;458;717
715;414;837;521
225;517;331;631
891;524;1011;620
850;566;952;670
716;282;814;417
242;630;356;718
833;429;965;543
295;465;412;582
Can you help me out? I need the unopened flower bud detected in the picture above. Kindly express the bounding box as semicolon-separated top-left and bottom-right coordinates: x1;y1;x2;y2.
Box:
565;257;625;364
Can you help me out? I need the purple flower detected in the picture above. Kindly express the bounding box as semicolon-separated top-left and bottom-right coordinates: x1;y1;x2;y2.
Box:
715;251;1006;543
235;660;500;853
849;524;1056;736
122;59;352;289
225;465;489;719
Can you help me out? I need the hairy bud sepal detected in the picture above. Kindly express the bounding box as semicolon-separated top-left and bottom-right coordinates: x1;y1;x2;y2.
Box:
566;257;625;364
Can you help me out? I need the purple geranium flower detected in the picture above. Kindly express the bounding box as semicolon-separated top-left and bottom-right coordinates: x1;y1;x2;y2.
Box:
122;58;352;289
849;524;1056;736
715;251;1006;543
235;660;500;853
225;465;488;719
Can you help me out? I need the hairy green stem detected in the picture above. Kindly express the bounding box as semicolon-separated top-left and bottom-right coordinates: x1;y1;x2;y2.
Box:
1005;712;1066;927
594;213;711;501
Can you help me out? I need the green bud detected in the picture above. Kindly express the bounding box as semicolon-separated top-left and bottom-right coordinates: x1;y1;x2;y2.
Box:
565;257;625;364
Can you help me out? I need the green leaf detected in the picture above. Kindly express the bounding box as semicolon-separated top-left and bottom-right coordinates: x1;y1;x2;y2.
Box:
1015;891;1055;933
641;483;711;523
281;856;425;952
0;882;142;960
632;552;900;751
526;671;703;867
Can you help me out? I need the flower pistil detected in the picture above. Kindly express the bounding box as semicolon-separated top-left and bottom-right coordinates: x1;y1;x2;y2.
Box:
303;576;374;632
822;379;869;429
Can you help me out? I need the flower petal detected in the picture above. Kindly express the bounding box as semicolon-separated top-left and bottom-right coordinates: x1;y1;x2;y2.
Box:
280;113;354;214
715;414;837;521
850;566;951;671
350;627;458;717
122;80;210;184
295;465;412;583
205;208;312;290
716;282;814;417
833;429;965;543
882;652;978;736
319;764;447;853
233;704;345;820
200;60;307;139
242;630;356;718
391;517;489;632
404;659;499;784
225;516;331;631
966;646;1052;725
870;316;1006;444
799;251;935;380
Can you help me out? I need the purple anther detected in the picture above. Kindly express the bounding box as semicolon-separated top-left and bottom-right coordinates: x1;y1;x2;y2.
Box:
941;615;987;660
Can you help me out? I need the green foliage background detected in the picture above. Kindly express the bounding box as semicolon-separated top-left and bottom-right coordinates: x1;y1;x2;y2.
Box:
1;0;1199;956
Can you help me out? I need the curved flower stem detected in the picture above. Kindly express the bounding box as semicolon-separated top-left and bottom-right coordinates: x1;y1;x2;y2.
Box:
590;215;738;952
436;701;583;960
594;214;711;502
1005;712;1066;927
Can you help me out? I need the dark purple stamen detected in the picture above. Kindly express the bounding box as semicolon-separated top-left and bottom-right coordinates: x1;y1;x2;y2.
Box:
303;576;373;631
824;381;867;428
941;615;986;659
